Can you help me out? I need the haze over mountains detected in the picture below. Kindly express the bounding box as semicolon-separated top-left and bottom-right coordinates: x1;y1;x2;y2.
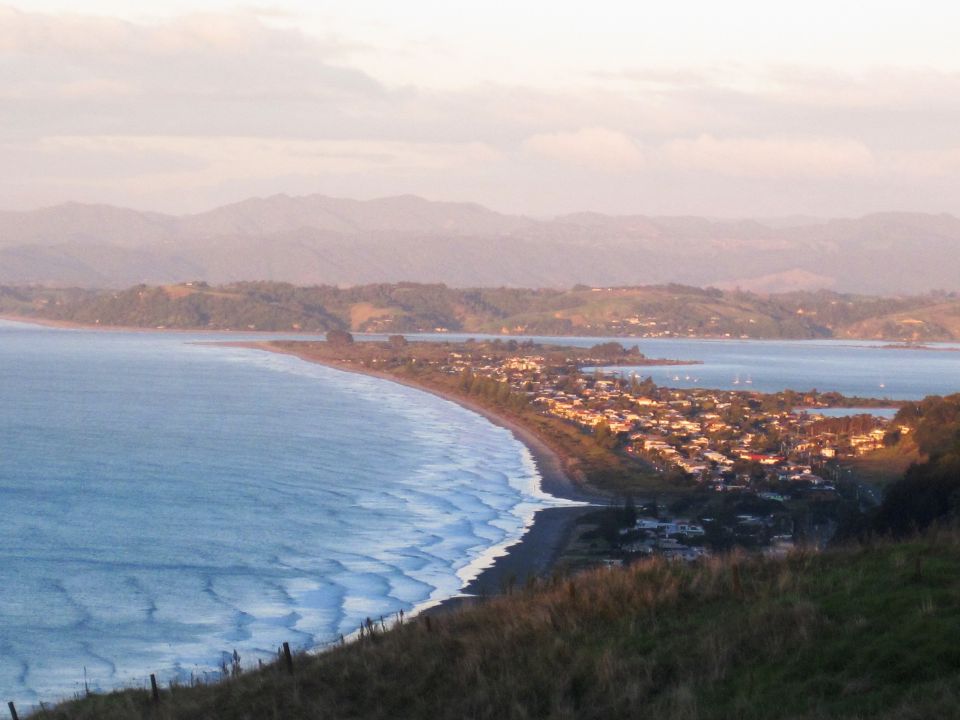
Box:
1;194;959;294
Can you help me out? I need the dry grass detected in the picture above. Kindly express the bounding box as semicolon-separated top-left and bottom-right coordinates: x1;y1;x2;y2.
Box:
846;442;921;487
347;302;401;328
36;530;960;720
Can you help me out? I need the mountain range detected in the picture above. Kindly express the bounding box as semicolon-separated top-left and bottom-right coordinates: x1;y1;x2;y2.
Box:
2;194;959;293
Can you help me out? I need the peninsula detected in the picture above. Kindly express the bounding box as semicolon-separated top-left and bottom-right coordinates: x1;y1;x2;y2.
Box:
242;334;906;574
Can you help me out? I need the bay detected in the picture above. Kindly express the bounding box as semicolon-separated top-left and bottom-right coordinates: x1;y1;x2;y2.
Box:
399;334;960;400
0;322;561;706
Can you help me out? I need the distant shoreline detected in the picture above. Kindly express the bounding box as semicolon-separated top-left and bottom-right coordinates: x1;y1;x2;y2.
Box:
5;314;960;348
878;343;960;352
0;314;329;335
230;340;609;610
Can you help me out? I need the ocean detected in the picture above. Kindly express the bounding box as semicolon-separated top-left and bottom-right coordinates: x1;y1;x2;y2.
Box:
3;322;960;706
0;321;565;706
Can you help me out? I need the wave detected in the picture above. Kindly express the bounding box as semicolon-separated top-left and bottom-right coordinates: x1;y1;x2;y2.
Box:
0;331;578;707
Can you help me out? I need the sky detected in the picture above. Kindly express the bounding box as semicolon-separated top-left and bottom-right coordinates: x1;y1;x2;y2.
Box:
3;1;960;217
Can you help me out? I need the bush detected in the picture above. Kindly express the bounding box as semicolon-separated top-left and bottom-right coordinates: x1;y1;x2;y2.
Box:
326;329;354;345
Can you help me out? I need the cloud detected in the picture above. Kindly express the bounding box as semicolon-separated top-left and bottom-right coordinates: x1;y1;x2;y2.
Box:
521;127;877;180
0;136;205;180
761;66;960;112
523;127;644;171
658;135;876;179
883;148;960;178
0;134;507;211
0;5;381;110
1;6;960;217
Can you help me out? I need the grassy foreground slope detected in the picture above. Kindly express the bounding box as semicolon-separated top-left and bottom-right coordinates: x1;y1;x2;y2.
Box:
42;532;960;720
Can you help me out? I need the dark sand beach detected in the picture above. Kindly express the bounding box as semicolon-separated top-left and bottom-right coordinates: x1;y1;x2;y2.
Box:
2;319;612;615
1;319;620;608
236;341;612;612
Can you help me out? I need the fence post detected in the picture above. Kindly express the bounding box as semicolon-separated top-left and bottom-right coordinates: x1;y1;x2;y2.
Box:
282;642;294;675
8;701;19;720
150;674;160;704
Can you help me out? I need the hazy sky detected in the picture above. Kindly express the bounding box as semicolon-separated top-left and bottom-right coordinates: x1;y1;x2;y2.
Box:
4;1;960;216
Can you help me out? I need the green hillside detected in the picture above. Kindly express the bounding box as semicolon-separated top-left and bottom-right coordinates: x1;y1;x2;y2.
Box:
36;530;960;720
3;281;960;340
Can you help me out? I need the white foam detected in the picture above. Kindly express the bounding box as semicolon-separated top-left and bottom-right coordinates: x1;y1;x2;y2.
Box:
1;333;590;708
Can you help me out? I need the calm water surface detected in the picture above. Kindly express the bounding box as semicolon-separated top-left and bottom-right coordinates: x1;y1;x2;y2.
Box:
397;333;960;400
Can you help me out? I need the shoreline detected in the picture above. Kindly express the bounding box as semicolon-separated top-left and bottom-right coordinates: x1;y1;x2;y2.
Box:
228;340;611;615
0;328;606;708
228;341;606;505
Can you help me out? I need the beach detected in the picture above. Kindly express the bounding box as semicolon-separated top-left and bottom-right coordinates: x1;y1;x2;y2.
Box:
5;322;600;705
233;340;611;611
3;317;611;611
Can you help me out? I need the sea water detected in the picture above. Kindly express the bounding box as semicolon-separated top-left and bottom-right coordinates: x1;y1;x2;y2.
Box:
5;324;959;706
0;322;567;706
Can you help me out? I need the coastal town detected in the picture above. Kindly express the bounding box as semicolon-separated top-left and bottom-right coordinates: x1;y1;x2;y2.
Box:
268;335;902;568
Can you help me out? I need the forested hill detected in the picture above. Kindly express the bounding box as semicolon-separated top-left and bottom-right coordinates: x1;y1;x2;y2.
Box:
869;394;960;537
3;282;960;341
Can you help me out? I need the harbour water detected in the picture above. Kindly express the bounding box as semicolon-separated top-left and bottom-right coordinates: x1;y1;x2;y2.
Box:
603;337;960;400
405;334;960;400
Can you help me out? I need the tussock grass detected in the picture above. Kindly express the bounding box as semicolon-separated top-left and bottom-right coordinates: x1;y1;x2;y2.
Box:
37;531;960;719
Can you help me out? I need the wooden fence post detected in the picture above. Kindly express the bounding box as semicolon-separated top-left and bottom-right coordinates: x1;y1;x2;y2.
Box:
282;642;294;675
8;701;19;720
150;674;160;703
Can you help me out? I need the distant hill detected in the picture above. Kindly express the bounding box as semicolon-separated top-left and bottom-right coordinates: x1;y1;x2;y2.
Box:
4;281;960;341
1;195;959;293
